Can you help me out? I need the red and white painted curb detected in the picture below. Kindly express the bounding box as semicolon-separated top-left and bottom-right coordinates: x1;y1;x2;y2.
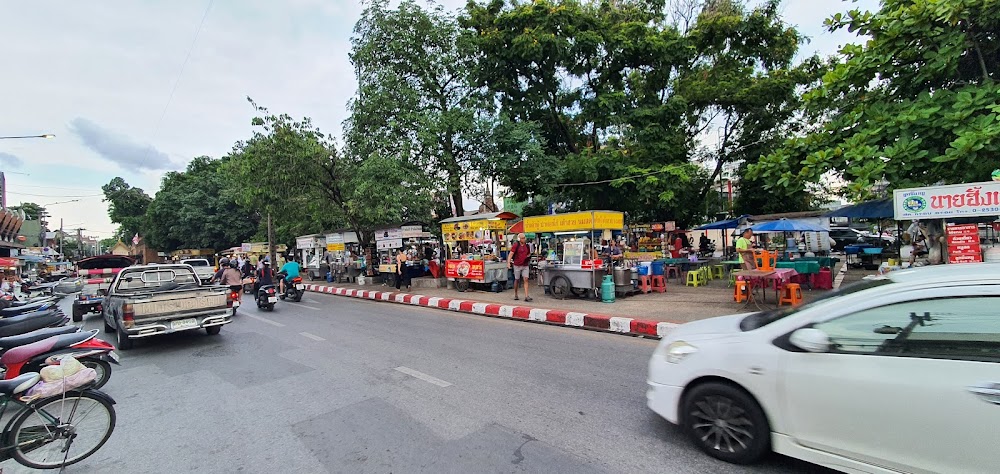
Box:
303;284;678;339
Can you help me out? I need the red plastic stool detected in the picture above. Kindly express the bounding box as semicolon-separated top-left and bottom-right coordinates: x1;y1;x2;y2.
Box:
639;275;652;293
650;275;666;293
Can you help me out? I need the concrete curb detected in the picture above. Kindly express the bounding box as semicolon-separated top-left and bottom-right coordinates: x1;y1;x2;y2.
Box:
303;284;678;339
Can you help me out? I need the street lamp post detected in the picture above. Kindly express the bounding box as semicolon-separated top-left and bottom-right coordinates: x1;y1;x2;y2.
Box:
0;134;55;140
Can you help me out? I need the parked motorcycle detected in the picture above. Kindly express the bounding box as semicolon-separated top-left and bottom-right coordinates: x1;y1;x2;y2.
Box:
698;240;716;258
0;310;69;338
256;284;277;311
0;330;118;389
278;276;304;302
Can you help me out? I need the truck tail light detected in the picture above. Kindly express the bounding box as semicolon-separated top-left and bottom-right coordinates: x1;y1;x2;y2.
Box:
123;303;135;329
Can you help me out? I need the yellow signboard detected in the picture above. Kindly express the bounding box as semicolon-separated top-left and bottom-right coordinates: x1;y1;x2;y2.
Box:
440;219;506;241
523;211;624;233
326;243;345;251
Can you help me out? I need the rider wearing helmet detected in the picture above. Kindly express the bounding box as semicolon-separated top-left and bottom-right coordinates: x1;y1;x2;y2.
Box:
211;257;230;284
255;259;274;295
219;259;243;293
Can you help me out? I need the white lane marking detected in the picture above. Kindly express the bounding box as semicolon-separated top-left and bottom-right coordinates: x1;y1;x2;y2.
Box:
300;332;326;341
289;303;321;310
394;366;452;387
245;314;285;327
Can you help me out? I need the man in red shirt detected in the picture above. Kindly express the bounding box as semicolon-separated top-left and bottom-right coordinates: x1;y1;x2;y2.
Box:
507;233;533;302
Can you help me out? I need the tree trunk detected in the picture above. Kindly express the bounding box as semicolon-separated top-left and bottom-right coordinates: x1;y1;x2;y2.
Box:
267;212;277;269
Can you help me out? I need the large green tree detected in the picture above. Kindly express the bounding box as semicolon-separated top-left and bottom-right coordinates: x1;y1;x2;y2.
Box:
9;202;44;221
101;177;152;241
143;156;259;252
750;0;1000;199
225;99;433;248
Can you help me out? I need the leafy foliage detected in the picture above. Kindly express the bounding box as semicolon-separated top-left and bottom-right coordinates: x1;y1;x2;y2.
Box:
101;177;152;241
9;202;44;220
750;0;1000;199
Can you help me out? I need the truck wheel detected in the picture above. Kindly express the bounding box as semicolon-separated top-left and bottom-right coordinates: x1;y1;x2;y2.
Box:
72;306;85;323
206;326;222;335
103;317;115;334
115;323;133;351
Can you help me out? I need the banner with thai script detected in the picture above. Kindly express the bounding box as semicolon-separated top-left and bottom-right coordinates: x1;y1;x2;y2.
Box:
523;211;624;233
894;181;1000;220
946;224;982;264
445;259;485;279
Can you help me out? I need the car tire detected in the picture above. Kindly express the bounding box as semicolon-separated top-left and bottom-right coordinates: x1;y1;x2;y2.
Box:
72;306;84;323
206;326;222;335
682;382;771;465
115;322;133;351
103;317;115;334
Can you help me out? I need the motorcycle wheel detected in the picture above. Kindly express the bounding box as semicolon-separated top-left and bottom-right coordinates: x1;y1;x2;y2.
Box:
266;304;274;311
80;358;112;389
293;292;303;302
279;293;286;300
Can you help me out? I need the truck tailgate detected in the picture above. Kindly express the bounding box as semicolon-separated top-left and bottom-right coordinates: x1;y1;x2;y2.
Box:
133;291;228;319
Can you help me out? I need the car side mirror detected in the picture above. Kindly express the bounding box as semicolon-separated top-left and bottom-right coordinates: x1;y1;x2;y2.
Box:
789;328;832;353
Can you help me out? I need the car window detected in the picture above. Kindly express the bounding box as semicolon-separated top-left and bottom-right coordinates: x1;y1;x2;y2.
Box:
741;279;893;331
814;296;1000;362
183;260;209;267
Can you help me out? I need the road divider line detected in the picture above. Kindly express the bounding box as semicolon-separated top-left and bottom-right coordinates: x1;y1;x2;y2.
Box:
290;303;321;310
245;314;285;327
394;366;452;387
300;332;325;341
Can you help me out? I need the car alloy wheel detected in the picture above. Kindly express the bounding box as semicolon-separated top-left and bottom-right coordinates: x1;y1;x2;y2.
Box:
682;382;770;464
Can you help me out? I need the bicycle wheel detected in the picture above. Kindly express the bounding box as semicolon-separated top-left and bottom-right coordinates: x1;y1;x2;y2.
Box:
8;390;116;469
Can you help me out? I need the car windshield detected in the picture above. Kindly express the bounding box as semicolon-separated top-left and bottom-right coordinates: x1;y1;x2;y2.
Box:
739;278;894;331
183;260;209;267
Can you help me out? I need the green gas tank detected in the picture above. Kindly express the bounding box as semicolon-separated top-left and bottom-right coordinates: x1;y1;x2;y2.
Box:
601;275;616;303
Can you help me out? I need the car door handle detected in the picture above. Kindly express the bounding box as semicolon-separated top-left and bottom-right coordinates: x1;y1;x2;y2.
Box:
967;382;1000;405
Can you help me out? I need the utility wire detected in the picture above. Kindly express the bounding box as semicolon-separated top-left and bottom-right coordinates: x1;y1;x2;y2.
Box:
7;192;103;198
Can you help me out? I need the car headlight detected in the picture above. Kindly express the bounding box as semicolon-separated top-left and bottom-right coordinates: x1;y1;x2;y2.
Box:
664;340;697;364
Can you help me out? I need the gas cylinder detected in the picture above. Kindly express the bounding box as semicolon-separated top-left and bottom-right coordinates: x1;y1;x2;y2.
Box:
601;275;616;303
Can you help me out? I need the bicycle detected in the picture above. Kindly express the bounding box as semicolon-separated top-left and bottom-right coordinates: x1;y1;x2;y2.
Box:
0;372;116;470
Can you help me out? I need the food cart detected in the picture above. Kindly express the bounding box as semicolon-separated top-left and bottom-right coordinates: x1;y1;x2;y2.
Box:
324;231;362;282
441;212;518;292
894;180;1000;266
295;234;325;280
528;210;625;299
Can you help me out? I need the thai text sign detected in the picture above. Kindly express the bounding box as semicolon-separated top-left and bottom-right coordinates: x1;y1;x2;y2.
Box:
523;211;624;233
375;228;402;241
445;259;485;279
401;225;424;238
894;181;1000;220
326;243;345;251
441;219;505;241
946;224;982;264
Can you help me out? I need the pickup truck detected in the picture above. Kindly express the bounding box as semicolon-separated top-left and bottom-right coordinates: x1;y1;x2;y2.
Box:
71;255;136;322
102;263;235;350
181;258;216;284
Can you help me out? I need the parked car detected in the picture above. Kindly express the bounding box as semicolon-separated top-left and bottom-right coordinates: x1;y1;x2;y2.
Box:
102;263;235;350
180;258;215;284
647;264;999;473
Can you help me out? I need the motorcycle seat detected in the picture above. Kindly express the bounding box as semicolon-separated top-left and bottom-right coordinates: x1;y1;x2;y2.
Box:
0;301;52;316
0;331;96;366
0;326;79;351
0;372;40;395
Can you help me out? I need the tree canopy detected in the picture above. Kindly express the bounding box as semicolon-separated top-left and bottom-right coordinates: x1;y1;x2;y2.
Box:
9;202;44;221
101;177;152;241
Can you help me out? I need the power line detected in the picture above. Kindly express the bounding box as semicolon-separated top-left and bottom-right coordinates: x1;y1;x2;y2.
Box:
7;192;103;198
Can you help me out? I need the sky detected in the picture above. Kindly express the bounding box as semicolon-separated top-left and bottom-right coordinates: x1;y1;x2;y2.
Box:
0;0;879;241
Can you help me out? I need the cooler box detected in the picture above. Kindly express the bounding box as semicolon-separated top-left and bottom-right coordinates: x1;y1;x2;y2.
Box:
638;262;652;276
650;261;665;275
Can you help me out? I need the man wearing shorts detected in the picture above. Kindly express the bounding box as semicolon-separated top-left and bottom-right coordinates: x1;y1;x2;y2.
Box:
507;233;532;302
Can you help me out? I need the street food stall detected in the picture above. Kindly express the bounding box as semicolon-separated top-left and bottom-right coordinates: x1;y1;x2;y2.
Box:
894;180;1000;267
295;234;325;280
624;221;675;260
441;212;518;292
529;211;625;299
374;227;404;284
324;231;362;282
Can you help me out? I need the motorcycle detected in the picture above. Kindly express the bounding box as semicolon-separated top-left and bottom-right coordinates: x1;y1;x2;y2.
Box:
256;284;277;311
0;330;118;389
0;309;69;338
279;276;304;302
699;240;717;258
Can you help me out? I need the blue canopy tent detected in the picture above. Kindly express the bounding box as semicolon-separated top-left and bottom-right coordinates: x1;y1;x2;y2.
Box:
824;199;894;219
749;219;829;233
694;215;749;258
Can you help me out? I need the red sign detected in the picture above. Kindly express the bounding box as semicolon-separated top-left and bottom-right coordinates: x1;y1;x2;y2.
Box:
0;257;18;268
946;224;982;264
445;259;485;280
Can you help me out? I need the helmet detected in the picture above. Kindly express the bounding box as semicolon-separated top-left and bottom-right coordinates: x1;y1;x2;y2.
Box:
219;257;230;266
262;260;270;266
228;260;239;269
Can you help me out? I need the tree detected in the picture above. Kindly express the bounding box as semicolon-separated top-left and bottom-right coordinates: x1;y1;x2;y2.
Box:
347;0;499;217
224;99;433;248
99;237;118;253
101;177;152;241
9;202;44;220
143;156;259;252
749;0;1000;199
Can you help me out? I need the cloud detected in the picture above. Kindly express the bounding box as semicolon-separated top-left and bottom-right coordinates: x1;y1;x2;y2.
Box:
0;152;24;168
68;117;180;171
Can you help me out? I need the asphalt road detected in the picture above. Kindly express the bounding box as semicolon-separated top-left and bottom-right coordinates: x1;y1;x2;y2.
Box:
0;294;833;473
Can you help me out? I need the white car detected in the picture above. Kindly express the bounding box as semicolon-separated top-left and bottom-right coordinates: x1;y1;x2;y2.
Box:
647;264;999;473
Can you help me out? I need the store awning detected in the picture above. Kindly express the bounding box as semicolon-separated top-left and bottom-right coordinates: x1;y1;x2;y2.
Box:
695;215;750;230
439;211;519;224
522;210;624;233
825;199;894;219
750;219;829;233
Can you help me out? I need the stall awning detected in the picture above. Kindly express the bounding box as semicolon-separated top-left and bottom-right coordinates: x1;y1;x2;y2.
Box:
522;211;624;233
749;219;829;233
694;215;750;230
825;199;893;218
439;211;519;224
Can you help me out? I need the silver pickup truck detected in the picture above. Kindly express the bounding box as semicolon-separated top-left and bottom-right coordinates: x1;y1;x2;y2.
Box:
180;258;216;284
102;263;235;350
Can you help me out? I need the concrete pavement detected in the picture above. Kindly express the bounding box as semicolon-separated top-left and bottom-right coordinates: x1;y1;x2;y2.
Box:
0;292;832;473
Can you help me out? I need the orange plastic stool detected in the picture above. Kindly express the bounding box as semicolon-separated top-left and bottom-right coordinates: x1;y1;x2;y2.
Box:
733;280;749;303
650;275;666;293
779;283;803;306
639;275;652;293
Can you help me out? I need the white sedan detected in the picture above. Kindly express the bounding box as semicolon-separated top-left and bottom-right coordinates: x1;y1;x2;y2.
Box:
647;264;999;473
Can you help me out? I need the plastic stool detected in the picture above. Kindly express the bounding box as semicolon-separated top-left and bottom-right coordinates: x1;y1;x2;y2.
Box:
666;266;680;280
733;280;748;303
650;275;666;293
701;267;714;281
711;265;725;280
779;283;803;306
639;275;652;293
686;270;706;287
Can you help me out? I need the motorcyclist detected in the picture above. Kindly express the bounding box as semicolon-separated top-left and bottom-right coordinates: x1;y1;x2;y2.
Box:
240;258;254;279
255;260;274;294
278;256;302;294
210;257;230;284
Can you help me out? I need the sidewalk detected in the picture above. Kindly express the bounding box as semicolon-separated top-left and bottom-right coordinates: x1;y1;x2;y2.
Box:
303;263;842;339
